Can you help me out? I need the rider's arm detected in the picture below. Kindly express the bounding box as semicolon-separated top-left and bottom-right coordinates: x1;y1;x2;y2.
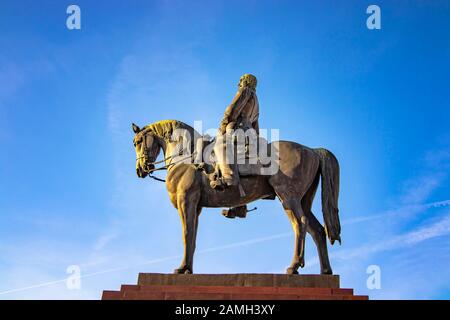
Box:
219;87;251;134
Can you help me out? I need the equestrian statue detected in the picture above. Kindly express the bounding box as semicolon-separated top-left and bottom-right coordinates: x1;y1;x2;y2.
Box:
131;74;341;275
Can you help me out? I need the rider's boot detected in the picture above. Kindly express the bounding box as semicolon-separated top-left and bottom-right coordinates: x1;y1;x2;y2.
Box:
210;178;225;190
210;167;247;197
210;164;237;190
209;173;225;191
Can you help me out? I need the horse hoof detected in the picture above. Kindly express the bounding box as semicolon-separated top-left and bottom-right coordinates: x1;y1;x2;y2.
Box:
174;266;192;274
321;269;333;275
286;267;299;275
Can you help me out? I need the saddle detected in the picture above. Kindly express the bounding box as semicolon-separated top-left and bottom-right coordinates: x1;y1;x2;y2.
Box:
194;135;276;200
197;135;269;177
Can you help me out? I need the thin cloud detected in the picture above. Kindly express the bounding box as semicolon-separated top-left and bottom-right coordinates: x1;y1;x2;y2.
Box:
2;199;449;297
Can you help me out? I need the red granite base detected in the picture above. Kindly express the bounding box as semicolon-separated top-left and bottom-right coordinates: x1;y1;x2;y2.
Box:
102;273;368;300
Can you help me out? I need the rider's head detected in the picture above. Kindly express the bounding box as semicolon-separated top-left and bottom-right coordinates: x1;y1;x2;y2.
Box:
239;74;257;90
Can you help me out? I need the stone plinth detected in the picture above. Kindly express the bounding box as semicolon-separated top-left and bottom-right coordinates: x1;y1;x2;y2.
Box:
102;273;368;300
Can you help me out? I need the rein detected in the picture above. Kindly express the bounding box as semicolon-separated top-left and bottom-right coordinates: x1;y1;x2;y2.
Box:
136;129;196;183
145;152;197;183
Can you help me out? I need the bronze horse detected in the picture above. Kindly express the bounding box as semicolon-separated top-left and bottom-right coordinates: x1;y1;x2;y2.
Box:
132;120;341;275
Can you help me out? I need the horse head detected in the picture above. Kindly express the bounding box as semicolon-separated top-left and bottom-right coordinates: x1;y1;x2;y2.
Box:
132;123;161;178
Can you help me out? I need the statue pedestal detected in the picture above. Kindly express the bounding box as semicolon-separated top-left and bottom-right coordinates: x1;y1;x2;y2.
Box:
102;273;368;300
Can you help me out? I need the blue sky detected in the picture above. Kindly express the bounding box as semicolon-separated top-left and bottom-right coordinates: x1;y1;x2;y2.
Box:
0;0;449;299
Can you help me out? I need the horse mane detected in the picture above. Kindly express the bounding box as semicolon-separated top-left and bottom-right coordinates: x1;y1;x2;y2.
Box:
143;119;199;141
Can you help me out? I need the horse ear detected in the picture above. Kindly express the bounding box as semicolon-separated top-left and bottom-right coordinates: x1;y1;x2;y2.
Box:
132;123;141;133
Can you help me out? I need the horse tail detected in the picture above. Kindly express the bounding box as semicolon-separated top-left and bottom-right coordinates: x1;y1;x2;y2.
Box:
316;148;341;245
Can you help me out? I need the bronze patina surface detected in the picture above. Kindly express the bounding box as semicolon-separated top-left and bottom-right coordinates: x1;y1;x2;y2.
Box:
131;75;341;276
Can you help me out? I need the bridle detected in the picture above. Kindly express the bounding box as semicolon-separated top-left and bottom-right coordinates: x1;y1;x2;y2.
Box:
136;131;196;182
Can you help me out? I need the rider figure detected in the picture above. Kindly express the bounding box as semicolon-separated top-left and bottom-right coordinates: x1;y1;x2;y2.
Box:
211;74;260;218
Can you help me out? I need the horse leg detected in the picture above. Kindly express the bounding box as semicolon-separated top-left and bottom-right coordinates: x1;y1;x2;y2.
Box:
301;174;333;274
307;213;332;274
174;191;200;274
281;198;308;275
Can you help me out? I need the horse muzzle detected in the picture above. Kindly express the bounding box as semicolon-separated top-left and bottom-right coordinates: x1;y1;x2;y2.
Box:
136;163;155;178
136;166;149;178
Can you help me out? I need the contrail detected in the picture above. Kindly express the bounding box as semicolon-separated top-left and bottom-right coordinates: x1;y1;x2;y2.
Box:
1;199;449;296
0;233;291;296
